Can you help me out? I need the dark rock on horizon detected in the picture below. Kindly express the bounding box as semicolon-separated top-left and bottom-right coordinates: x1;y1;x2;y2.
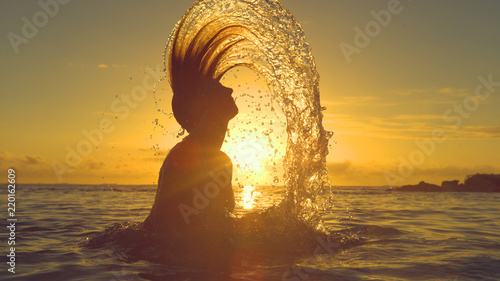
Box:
391;181;441;192
463;174;500;192
388;174;500;192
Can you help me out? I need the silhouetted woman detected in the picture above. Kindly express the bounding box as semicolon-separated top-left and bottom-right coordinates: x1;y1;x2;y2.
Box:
144;13;242;246
144;73;238;241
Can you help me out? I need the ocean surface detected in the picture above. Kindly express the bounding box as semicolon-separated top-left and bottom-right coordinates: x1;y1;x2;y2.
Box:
4;184;500;281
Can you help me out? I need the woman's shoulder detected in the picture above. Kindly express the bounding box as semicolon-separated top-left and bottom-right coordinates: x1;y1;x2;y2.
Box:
216;151;231;163
166;138;203;170
208;151;232;174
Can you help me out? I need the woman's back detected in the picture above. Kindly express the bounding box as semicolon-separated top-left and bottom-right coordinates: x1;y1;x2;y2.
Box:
144;136;235;239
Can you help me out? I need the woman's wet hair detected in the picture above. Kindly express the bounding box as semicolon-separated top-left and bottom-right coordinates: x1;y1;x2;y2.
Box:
166;13;254;132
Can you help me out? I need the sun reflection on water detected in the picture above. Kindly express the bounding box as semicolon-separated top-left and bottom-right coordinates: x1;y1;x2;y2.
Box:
241;185;262;210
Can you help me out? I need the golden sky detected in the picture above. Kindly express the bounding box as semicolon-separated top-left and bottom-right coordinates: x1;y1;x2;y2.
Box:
1;0;499;186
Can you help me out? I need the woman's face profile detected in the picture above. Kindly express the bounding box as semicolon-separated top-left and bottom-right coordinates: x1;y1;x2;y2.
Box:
196;76;239;121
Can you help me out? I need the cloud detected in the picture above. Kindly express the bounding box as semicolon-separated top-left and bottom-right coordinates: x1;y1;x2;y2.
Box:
327;160;352;174
438;88;454;94
322;96;379;106
395;87;467;97
0;149;162;184
97;64;126;69
386;88;476;107
79;157;105;170
393;114;443;120
0;151;12;161
142;149;169;162
395;164;499;185
323;87;479;114
138;148;169;155
437;87;470;97
327;161;500;186
143;156;166;162
323;114;441;139
0;151;45;165
0;151;56;183
462;126;500;138
23;155;46;165
323;112;500;140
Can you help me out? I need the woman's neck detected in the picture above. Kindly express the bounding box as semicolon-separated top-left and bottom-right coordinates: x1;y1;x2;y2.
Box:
188;113;229;156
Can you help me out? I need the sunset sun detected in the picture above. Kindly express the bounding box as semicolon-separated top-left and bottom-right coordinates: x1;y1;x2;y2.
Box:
231;140;266;174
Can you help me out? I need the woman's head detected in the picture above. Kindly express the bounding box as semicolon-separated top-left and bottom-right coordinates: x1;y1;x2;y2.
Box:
166;12;252;132
172;73;238;132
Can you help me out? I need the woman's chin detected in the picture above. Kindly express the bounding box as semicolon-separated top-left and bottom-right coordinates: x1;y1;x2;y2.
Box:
228;106;239;120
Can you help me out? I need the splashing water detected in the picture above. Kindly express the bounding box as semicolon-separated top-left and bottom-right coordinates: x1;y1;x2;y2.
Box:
85;0;335;261
165;0;331;230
